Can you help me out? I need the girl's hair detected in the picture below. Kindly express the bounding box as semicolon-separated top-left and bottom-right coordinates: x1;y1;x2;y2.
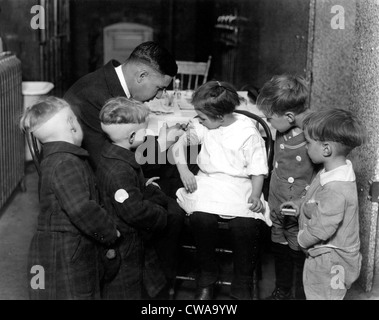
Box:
303;108;366;155
100;97;150;124
191;80;243;119
256;74;309;116
20;96;70;132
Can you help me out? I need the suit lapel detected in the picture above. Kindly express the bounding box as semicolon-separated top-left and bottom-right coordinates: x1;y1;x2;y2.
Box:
103;60;127;98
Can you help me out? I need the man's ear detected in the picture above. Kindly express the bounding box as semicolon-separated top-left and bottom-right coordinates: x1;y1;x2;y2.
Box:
129;131;136;144
322;142;332;157
136;69;149;84
285;112;296;124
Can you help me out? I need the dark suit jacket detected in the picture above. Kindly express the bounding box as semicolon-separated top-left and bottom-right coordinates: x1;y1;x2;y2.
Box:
64;60;128;170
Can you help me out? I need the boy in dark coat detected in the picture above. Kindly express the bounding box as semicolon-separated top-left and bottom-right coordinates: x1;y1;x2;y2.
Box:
20;97;120;300
97;97;185;300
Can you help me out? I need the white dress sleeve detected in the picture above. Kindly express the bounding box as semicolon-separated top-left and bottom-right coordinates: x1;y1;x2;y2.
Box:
242;129;268;177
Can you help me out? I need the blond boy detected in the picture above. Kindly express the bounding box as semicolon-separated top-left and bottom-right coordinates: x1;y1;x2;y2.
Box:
20;96;120;299
97;97;184;299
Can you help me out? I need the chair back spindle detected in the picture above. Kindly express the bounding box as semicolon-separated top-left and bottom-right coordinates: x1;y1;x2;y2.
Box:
175;55;212;90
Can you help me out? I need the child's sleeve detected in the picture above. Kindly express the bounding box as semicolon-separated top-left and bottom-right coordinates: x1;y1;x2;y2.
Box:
243;129;268;177
53;159;118;246
108;166;168;234
298;187;345;249
169;118;204;166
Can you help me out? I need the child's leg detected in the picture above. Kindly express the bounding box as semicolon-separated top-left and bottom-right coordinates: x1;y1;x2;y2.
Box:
289;248;306;300
270;242;294;298
154;197;185;281
188;212;219;288
267;194;294;299
228;217;262;300
285;215;305;300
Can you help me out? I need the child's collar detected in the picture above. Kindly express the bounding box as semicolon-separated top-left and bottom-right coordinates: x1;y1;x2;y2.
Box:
42;141;88;158
319;160;355;186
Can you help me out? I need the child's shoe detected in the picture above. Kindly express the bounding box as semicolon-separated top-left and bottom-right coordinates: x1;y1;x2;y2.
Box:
265;287;293;300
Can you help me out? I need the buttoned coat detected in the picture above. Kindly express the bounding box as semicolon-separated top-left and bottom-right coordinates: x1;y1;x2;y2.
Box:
27;142;119;300
96;141;181;299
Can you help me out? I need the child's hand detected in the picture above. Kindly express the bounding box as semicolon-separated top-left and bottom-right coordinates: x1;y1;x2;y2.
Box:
146;177;161;189
180;170;197;193
106;249;116;260
280;201;300;217
248;196;264;213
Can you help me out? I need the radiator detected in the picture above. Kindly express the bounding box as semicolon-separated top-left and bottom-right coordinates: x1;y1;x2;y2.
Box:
0;52;24;210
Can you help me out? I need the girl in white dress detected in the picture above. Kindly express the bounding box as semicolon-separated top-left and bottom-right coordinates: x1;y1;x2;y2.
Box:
171;80;271;300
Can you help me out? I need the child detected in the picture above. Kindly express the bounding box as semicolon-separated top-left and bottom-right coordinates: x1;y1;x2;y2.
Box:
280;108;365;300
171;80;271;300
20;97;120;300
256;74;318;300
96;97;185;300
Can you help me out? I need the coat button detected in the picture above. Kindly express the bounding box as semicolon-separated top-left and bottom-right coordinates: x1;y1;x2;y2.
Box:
288;177;294;183
280;144;285;150
275;161;278;168
296;156;302;161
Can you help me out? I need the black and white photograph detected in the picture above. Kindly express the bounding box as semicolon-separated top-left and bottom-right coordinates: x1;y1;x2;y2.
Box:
0;0;379;306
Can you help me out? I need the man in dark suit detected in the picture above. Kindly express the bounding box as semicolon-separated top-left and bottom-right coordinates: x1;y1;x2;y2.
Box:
64;41;187;198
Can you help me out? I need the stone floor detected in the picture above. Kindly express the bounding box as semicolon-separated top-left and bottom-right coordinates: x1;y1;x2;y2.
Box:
0;163;378;300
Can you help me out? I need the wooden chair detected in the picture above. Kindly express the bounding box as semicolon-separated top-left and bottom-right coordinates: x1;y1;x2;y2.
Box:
174;110;274;300
175;55;212;90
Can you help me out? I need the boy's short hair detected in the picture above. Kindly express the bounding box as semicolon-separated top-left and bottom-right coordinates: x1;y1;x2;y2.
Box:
100;97;150;125
192;80;243;119
303;108;366;156
20;96;70;132
256;74;309;116
126;41;178;77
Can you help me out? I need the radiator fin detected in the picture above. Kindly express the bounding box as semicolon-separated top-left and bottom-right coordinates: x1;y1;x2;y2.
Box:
0;52;24;209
